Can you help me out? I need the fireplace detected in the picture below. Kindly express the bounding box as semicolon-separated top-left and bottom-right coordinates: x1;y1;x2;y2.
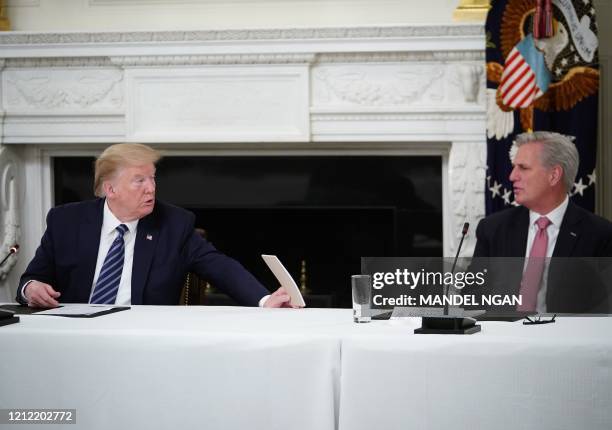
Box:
54;154;442;307
0;25;487;302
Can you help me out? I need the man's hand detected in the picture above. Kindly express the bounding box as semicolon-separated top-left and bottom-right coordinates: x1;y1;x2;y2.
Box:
263;287;303;308
24;281;61;308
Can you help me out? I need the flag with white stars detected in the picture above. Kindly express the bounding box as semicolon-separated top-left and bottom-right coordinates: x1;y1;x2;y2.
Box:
485;0;599;214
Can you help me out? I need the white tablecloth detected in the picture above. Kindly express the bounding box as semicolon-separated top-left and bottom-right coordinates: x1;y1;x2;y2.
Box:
338;317;612;430
1;306;611;430
0;307;351;430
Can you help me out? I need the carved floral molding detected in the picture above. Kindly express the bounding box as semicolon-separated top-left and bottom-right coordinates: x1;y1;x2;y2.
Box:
5;69;123;110
0;25;483;45
0;147;20;281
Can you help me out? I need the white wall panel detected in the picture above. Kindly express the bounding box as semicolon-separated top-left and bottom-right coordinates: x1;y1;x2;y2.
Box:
126;66;310;142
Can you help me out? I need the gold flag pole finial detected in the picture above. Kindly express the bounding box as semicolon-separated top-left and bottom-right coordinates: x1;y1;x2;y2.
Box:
0;0;10;31
453;0;491;22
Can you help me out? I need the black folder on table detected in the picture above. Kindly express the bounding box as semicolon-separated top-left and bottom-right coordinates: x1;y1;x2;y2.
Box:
33;306;131;318
0;304;130;318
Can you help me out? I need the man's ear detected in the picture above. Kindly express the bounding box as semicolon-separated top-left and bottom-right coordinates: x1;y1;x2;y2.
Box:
549;165;563;187
102;181;115;198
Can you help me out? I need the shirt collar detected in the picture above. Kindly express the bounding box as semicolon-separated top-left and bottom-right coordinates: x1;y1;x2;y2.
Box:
529;195;569;229
103;199;139;237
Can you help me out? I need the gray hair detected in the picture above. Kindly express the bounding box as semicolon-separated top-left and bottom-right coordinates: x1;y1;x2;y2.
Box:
509;131;579;192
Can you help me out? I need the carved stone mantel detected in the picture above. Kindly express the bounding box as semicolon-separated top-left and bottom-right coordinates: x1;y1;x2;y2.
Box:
0;25;487;296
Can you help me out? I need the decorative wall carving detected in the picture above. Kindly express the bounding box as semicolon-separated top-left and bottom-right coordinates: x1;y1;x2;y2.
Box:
6;58;115;68
448;141;487;256
455;64;485;103
313;65;445;107
0;25;483;45
313;62;487;110
4;69;123;110
316;52;484;63
3;53;484;68
0;146;21;280
436;62;486;107
110;54;316;67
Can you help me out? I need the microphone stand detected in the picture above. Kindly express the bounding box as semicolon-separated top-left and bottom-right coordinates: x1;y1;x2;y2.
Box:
443;223;468;317
414;224;482;335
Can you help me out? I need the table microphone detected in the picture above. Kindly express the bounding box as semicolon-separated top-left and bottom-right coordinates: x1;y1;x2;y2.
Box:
414;223;482;334
0;244;19;268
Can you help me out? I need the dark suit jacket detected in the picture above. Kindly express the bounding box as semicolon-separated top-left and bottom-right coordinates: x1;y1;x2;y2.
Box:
18;199;269;306
472;201;612;313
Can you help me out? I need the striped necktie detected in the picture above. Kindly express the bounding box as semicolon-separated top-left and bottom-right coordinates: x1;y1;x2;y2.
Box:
90;224;129;304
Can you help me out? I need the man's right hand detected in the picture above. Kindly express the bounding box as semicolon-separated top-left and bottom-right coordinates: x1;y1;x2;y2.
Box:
24;281;61;308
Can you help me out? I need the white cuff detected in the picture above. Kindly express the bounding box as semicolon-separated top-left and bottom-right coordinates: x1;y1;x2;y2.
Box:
21;280;35;302
258;294;270;307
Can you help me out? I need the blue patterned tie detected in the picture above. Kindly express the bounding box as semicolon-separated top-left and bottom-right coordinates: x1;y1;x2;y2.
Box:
90;224;129;304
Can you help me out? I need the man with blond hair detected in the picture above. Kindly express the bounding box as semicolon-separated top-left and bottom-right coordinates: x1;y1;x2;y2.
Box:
18;143;293;308
473;131;612;313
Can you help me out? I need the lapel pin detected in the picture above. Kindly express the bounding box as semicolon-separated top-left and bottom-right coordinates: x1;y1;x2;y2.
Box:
570;232;577;237
146;234;153;241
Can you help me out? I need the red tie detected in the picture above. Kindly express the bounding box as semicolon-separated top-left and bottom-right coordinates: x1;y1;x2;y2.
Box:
517;216;551;312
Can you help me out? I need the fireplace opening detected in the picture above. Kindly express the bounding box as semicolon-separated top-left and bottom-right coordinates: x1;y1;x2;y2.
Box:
54;154;442;307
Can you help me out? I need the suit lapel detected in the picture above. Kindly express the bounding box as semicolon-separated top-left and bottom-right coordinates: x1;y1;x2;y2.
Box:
131;210;159;305
553;202;583;257
76;199;104;302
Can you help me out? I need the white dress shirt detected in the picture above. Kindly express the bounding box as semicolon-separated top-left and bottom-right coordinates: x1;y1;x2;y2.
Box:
525;195;569;313
88;200;139;306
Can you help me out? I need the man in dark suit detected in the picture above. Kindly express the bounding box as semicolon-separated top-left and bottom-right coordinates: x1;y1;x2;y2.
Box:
473;132;612;313
18;143;295;309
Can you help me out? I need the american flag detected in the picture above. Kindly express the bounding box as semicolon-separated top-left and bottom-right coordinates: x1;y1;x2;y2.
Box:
485;0;599;215
499;34;550;109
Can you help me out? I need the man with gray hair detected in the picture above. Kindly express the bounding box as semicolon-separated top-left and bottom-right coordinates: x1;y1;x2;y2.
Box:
508;131;579;214
473;131;612;313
